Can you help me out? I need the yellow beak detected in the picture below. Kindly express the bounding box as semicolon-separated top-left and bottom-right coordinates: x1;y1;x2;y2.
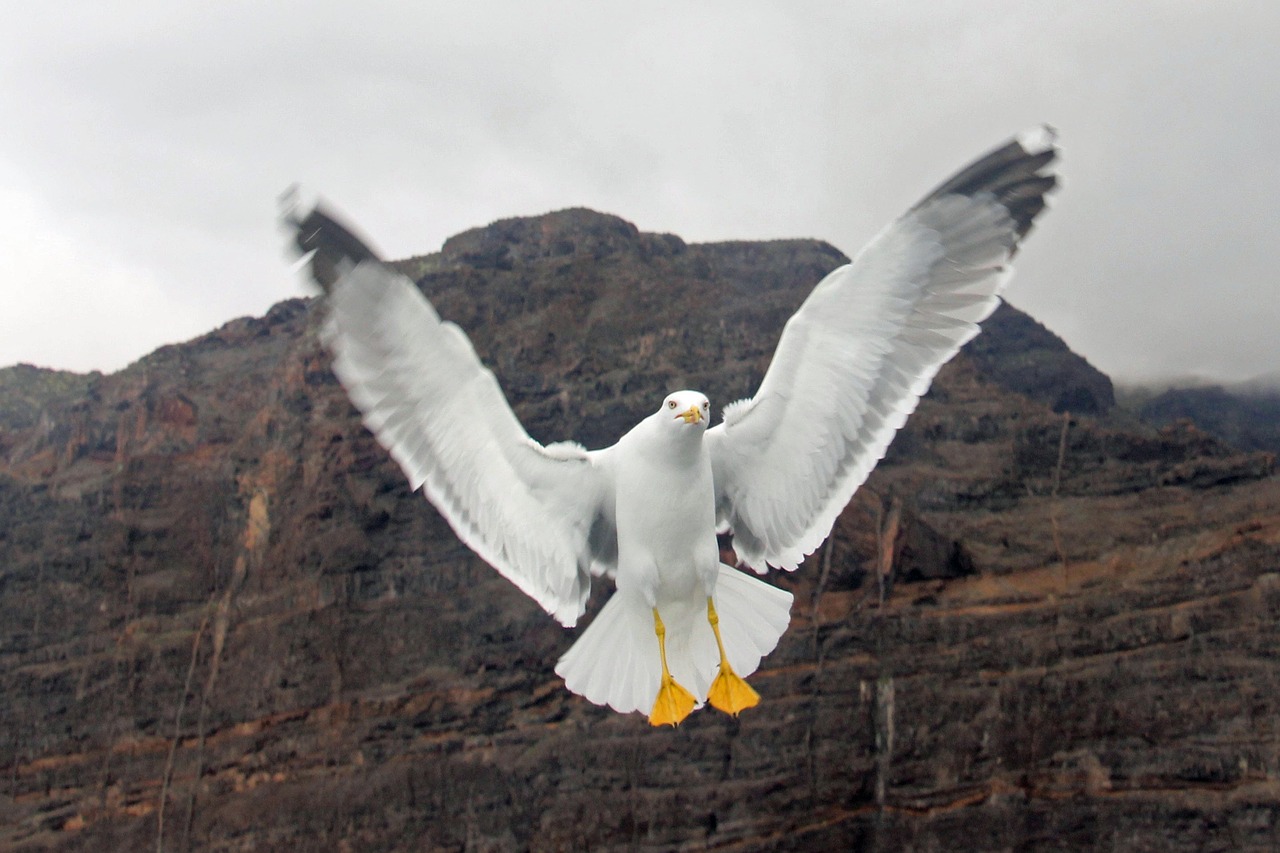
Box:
678;405;703;424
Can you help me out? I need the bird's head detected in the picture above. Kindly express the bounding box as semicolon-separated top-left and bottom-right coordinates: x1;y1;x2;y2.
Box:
659;390;711;432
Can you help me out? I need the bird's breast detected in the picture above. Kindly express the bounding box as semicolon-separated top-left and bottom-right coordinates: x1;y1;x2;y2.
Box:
612;446;718;593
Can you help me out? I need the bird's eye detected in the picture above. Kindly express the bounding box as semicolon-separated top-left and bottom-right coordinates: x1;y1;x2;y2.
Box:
667;400;677;409
702;401;709;409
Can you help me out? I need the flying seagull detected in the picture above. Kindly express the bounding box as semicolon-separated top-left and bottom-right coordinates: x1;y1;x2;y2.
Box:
284;127;1058;726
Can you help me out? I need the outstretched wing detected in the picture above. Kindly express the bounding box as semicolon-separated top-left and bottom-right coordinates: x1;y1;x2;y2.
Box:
288;204;615;626
707;127;1059;572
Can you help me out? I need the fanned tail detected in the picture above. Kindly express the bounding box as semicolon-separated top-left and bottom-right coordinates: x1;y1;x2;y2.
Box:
555;589;662;714
555;565;793;717
710;563;794;680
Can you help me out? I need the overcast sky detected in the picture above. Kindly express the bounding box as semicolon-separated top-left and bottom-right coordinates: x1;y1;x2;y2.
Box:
2;2;1276;385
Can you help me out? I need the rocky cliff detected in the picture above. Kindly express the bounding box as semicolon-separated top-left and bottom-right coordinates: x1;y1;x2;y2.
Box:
1;209;1277;851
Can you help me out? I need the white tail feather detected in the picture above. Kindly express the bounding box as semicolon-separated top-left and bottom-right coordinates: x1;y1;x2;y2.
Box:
554;565;794;716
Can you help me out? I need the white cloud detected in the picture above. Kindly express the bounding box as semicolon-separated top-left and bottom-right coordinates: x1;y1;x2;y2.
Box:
0;184;212;372
1;1;1277;382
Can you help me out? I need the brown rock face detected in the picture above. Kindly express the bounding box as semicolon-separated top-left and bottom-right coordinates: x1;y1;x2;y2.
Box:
1;210;1276;851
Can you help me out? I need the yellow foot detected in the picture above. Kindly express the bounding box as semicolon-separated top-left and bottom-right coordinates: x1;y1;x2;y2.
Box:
649;675;697;727
707;663;760;716
704;596;760;716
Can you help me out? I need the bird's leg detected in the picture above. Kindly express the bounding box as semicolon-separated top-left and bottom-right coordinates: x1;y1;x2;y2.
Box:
705;597;760;716
648;607;696;727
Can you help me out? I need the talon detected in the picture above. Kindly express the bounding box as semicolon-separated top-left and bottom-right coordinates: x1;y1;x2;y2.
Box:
706;597;760;716
648;607;696;726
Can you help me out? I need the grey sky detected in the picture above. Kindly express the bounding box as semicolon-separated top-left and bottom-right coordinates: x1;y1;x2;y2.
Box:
2;1;1277;384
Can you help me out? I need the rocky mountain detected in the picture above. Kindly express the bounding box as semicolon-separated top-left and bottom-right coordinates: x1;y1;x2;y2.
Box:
1;209;1276;851
1133;384;1280;456
0;364;101;433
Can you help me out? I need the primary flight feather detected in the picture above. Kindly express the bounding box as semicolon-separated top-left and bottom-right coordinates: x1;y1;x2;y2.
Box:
285;127;1059;725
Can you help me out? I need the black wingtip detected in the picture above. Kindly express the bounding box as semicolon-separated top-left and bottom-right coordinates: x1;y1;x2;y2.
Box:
280;193;384;292
914;125;1060;240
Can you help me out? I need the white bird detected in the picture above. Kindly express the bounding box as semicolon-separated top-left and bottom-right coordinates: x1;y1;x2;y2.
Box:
285;127;1058;726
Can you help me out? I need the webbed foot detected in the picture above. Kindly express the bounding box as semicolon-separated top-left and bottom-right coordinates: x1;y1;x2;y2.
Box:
707;662;759;716
649;606;697;727
649;674;697;726
705;596;761;716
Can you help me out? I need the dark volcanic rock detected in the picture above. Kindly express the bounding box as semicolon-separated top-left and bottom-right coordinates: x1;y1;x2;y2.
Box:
1139;384;1280;455
1;209;1277;851
967;301;1116;415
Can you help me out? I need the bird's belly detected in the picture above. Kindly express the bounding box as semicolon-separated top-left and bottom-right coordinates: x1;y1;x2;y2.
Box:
614;468;718;602
641;507;712;593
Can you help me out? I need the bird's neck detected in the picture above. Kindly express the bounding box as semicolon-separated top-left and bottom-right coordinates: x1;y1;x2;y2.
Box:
626;416;705;466
651;425;705;466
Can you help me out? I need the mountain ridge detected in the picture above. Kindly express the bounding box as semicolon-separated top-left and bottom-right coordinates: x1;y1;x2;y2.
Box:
1122;382;1280;455
1;208;1276;851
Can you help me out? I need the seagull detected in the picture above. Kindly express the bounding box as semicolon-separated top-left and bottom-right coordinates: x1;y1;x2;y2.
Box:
284;127;1058;726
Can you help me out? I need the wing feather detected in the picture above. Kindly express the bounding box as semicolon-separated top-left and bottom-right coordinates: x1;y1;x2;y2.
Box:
708;127;1059;572
292;206;615;626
